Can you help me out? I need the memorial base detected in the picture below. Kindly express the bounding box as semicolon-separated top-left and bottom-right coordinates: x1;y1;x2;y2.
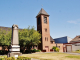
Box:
7;52;22;58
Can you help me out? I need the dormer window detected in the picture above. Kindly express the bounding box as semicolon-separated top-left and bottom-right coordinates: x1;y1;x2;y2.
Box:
44;17;47;24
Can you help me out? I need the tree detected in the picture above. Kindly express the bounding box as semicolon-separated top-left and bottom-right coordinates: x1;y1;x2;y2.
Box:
0;28;11;46
19;26;41;49
0;26;41;50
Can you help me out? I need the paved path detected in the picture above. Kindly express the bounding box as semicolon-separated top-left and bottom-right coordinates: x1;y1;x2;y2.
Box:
64;52;80;55
31;52;80;55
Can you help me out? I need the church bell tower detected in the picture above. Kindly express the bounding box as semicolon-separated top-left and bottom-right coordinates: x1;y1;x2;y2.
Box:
36;8;50;52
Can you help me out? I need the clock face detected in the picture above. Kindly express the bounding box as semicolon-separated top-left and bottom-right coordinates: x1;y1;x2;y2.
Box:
44;17;47;24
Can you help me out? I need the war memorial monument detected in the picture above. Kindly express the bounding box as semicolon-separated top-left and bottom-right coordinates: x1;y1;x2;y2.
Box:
7;24;22;58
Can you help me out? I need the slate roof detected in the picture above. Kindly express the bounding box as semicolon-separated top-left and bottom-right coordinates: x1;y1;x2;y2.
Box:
0;26;54;42
70;35;80;43
36;8;49;17
50;36;55;42
0;26;12;31
0;26;22;31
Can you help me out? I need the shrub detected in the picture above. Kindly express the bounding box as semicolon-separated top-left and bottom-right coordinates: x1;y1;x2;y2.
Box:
52;46;56;51
31;49;36;52
25;50;31;53
17;56;31;60
5;57;15;60
0;58;5;60
31;49;41;52
0;50;8;55
76;50;80;51
0;50;4;55
55;47;59;52
36;49;41;52
52;46;59;52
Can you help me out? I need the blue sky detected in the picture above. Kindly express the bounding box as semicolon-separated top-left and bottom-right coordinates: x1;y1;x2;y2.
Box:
0;0;80;39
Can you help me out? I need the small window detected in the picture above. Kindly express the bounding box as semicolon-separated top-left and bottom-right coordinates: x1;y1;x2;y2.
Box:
45;28;47;32
45;37;46;41
38;17;41;25
44;17;47;24
47;37;48;41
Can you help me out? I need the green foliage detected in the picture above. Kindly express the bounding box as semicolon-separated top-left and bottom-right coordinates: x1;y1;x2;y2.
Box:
55;48;59;52
0;58;4;60
76;50;80;51
0;28;11;45
0;26;41;49
19;26;41;48
0;57;31;60
5;57;15;60
52;46;59;52
31;49;41;52
0;50;8;55
31;49;37;52
52;46;56;50
17;56;31;60
36;49;41;52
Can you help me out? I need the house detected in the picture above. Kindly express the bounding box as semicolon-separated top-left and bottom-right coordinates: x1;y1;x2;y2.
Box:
63;35;80;52
54;36;72;43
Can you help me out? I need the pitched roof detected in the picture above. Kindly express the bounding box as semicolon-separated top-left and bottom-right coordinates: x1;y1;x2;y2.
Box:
36;8;49;17
0;26;22;31
0;26;12;31
50;36;55;41
70;35;80;43
0;26;55;42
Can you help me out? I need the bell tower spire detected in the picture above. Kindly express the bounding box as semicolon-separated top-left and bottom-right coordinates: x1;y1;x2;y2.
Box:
36;8;49;17
36;8;50;52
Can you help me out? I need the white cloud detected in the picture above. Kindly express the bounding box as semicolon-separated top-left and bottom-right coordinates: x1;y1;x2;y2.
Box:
67;21;77;24
67;19;80;24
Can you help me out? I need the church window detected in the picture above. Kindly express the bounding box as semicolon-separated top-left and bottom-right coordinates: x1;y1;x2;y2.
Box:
44;17;47;24
45;37;46;41
45;28;47;32
38;17;41;25
47;37;48;41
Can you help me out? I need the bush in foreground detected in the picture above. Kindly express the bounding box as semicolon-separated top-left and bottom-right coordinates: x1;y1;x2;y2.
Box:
5;57;15;60
0;57;31;60
52;46;59;52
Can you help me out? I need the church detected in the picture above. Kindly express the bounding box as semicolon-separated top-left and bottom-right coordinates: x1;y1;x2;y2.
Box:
1;8;80;52
36;8;70;52
36;8;80;52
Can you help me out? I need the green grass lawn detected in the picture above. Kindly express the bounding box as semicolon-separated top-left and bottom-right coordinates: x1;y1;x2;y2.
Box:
22;52;80;60
0;52;80;60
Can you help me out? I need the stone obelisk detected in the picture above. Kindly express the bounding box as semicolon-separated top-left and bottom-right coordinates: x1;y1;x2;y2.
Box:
8;24;22;58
